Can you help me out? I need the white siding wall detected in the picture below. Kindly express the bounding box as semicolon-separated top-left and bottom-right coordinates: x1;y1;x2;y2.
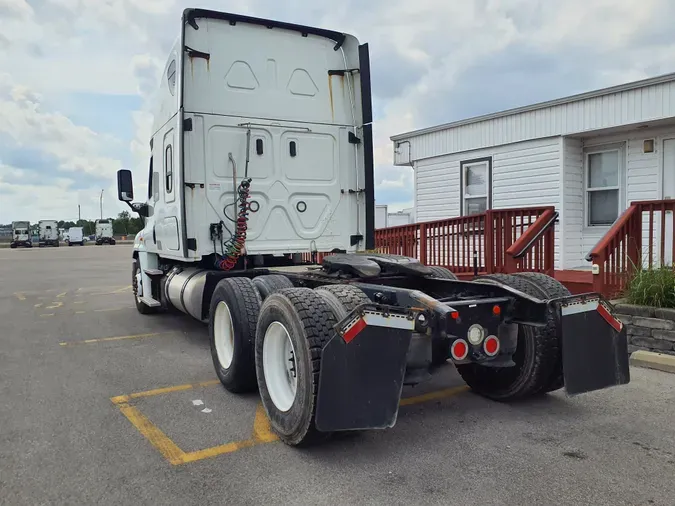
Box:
395;78;675;165
562;138;584;268
415;137;562;268
579;126;671;266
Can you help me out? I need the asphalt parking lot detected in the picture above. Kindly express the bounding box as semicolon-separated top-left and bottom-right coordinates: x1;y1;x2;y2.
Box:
2;245;675;505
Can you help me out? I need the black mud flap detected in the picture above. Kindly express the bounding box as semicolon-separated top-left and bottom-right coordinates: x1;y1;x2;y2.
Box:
555;295;630;395
314;310;414;432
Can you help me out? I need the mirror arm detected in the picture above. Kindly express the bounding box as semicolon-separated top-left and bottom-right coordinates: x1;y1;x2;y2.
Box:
126;201;149;218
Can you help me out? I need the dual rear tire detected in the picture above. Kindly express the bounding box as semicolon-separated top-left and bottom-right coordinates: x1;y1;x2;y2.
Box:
208;275;368;446
456;272;570;401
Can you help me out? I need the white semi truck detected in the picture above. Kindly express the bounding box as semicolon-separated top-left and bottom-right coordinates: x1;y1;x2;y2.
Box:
38;220;60;247
10;221;32;248
117;8;630;448
95;219;115;245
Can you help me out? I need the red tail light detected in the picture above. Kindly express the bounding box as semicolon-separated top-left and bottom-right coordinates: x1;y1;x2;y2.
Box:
451;339;469;361
484;335;500;357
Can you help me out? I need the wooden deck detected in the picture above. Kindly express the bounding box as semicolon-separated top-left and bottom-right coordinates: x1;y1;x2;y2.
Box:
554;270;593;294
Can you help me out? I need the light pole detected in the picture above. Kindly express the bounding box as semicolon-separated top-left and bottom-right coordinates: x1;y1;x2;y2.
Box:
100;189;104;220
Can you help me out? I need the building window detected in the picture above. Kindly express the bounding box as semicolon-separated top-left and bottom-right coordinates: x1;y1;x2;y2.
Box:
460;157;492;216
165;145;173;194
586;149;620;226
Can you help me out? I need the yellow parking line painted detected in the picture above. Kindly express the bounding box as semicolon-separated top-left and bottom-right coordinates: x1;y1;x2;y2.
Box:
56;292;67;298
73;301;85;304
399;385;470;406
112;285;132;293
112;379;469;466
46;301;63;309
34;303;43;308
181;439;257;464
59;332;162;347
111;379;221;404
75;311;86;314
40;313;55;317
117;402;186;465
252;403;279;443
14;292;26;301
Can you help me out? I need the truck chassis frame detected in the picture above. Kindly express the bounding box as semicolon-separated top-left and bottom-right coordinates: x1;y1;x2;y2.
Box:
131;251;630;446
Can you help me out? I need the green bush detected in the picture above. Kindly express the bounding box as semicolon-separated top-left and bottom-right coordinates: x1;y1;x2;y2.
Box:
624;266;675;308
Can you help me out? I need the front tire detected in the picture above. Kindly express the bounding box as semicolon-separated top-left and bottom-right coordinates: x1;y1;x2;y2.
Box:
132;258;158;315
209;277;261;393
255;288;337;446
455;274;559;401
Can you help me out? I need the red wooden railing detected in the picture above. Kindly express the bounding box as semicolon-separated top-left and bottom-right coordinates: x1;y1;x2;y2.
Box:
374;206;557;276
586;199;675;298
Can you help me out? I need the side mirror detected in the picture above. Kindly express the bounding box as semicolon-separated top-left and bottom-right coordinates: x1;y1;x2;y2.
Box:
117;169;134;202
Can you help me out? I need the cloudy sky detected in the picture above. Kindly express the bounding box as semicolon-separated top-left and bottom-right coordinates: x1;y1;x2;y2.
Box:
1;0;675;224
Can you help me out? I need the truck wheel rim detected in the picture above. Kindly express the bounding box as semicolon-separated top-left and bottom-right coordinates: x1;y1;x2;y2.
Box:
213;301;235;369
263;321;297;412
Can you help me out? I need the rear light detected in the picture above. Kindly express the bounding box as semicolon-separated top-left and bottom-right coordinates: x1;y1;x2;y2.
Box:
484;335;500;357
451;339;469;361
467;324;485;345
493;305;501;315
451;311;459;320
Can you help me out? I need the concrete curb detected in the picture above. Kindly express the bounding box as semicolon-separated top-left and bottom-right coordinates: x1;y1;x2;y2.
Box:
630;350;675;374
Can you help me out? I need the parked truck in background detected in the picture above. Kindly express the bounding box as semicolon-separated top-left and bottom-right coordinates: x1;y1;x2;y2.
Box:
38;220;60;247
95;219;116;245
116;8;630;448
65;227;84;246
10;221;32;248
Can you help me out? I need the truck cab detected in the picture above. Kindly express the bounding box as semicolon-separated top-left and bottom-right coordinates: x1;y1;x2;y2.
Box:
95;220;115;245
118;8;373;273
10;221;32;248
38;220;60;247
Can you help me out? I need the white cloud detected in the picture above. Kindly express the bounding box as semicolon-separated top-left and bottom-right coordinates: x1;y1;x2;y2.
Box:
3;0;675;223
0;0;33;19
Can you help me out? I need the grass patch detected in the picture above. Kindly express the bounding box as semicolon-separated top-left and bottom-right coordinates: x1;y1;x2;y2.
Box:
625;266;675;308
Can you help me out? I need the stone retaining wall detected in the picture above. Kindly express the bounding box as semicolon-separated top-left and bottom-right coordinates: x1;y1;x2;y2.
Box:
615;304;675;355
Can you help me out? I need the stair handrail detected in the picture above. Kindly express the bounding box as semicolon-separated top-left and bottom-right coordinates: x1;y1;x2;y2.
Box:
505;208;558;260
584;204;639;263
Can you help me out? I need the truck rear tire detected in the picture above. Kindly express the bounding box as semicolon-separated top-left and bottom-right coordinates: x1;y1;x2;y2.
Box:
427;266;458;280
255;288;337;446
512;272;571;393
314;284;370;320
252;275;294;301
455;274;559;401
209;277;261;393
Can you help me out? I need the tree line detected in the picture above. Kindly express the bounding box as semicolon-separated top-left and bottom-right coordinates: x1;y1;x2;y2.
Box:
1;212;144;237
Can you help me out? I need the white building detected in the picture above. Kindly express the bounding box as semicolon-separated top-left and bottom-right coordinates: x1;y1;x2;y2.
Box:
375;204;415;229
391;73;675;269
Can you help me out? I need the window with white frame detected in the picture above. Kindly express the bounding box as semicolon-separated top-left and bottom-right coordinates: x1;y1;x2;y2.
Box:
586;148;621;226
461;158;491;216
